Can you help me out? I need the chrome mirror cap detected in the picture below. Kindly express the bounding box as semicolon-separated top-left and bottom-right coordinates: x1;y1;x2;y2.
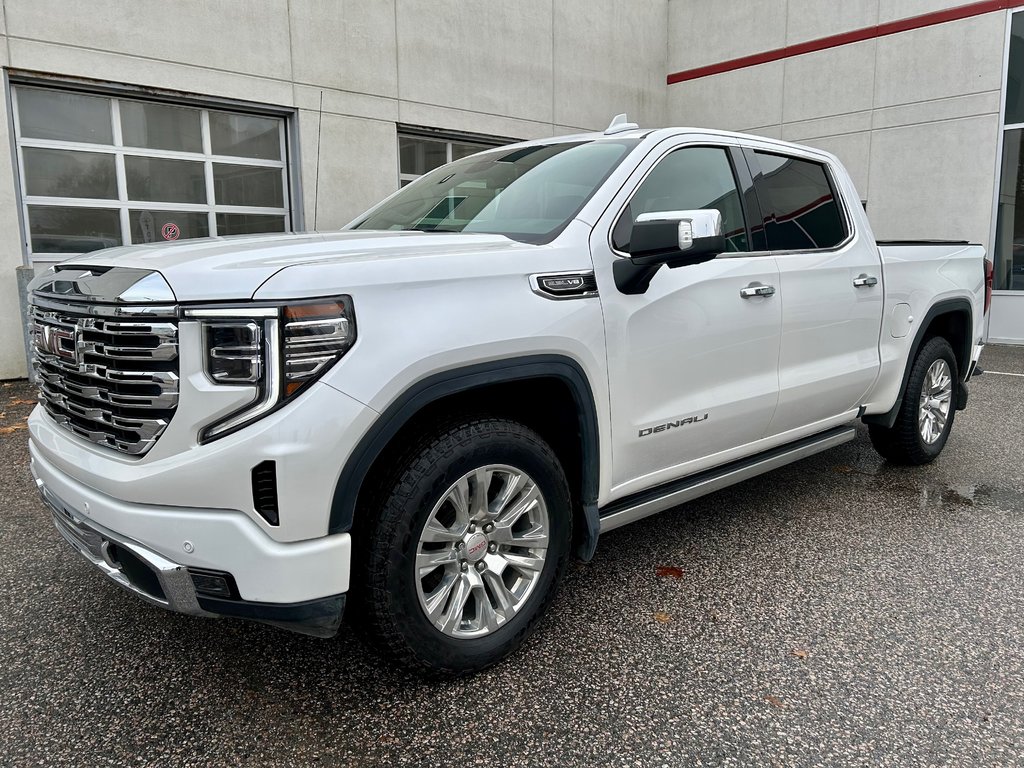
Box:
634;209;723;252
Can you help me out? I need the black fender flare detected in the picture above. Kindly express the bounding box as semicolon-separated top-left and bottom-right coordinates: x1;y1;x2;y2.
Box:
862;297;973;429
329;354;602;561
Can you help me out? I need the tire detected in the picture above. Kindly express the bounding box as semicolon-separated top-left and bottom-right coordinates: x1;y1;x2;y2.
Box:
868;336;958;465
360;417;572;676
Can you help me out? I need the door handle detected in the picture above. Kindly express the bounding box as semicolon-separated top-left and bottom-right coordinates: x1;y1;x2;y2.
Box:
740;283;776;299
853;274;878;287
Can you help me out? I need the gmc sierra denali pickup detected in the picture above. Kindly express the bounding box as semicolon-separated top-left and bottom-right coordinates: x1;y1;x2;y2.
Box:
27;117;991;675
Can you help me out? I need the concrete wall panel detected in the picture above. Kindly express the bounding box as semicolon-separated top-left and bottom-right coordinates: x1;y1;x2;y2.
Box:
867;115;999;245
397;0;553;124
667;0;786;73
289;0;398;97
0;93;28;379
782;40;876;123
553;0;667;130
4;0;293;82
667;61;785;133
785;0;878;44
298;112;398;231
874;13;1005;108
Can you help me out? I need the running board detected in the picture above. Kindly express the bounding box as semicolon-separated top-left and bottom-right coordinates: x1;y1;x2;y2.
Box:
598;426;857;533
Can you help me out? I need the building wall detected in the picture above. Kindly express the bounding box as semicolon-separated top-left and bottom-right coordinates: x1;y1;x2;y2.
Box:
0;0;669;379
665;0;1006;250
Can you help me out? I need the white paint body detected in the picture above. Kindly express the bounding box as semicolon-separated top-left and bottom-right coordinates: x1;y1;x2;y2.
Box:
28;127;987;608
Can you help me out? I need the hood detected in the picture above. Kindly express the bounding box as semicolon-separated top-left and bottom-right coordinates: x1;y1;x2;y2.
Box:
59;230;525;302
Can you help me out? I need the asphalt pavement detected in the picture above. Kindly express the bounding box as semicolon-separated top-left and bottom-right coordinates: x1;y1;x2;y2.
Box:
2;347;1023;767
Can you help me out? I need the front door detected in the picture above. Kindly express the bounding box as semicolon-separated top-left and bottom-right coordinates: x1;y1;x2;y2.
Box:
592;143;783;500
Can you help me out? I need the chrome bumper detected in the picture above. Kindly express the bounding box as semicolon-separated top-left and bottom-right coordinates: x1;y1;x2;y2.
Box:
37;477;346;637
39;479;212;616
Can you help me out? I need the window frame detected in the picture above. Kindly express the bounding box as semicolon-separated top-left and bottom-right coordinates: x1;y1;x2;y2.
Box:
608;142;761;258
741;147;854;256
8;77;298;265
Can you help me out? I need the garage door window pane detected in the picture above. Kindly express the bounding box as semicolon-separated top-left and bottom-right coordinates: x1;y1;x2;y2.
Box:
212;164;283;207
121;101;202;152
28;206;121;253
451;142;487;161
23;148;117;199
125;156;207;203
216;213;286;236
17;88;112;144
129;210;209;243
400;137;447;176
209;112;281;160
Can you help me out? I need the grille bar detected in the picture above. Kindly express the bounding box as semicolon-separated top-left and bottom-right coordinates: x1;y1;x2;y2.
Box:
29;298;179;456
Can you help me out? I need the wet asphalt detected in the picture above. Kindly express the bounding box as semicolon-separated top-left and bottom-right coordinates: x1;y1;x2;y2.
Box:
1;347;1024;767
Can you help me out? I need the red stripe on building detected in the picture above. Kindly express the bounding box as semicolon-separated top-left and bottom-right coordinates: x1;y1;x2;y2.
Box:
667;0;1016;85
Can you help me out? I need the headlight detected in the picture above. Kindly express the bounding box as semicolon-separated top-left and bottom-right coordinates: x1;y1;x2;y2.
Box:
185;296;356;441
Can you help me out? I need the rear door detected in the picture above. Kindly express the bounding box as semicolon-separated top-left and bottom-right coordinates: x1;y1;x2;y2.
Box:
744;149;883;436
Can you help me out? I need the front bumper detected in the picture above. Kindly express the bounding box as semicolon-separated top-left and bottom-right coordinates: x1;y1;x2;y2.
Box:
32;444;349;637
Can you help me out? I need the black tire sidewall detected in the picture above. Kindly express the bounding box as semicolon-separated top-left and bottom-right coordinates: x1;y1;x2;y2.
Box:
374;420;571;674
903;336;958;460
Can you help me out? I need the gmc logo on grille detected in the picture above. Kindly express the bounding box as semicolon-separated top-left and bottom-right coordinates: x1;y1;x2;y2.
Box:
36;324;77;362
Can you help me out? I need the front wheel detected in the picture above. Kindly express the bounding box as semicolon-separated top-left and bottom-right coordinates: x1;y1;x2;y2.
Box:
868;336;958;465
361;418;571;676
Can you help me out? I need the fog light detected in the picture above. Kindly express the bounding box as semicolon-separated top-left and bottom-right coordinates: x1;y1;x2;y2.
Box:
189;569;237;599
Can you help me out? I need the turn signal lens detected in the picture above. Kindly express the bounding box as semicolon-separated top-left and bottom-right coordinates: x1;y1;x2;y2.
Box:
282;298;356;397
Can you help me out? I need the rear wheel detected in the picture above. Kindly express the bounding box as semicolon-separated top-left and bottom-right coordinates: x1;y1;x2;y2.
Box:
361;418;571;676
868;336;958;465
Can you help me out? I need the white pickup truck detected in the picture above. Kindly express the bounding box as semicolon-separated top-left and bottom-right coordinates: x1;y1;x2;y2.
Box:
27;119;991;675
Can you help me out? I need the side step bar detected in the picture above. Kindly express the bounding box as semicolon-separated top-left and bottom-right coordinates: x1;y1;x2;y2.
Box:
598;426;857;533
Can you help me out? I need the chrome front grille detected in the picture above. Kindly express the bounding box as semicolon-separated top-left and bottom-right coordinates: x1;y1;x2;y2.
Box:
29;296;179;456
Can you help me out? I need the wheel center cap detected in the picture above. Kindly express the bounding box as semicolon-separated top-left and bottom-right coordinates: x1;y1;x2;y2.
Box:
464;532;488;563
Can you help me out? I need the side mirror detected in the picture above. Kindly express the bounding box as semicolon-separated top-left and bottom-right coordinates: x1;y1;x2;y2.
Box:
614;209;726;294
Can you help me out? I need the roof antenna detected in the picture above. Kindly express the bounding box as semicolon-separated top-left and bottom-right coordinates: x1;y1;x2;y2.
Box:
604;113;639;135
313;90;324;231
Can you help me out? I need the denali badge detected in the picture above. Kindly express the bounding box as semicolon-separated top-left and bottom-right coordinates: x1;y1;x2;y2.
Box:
638;413;709;437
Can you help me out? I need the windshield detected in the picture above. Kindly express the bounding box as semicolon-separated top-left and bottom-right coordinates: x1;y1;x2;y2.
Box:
351;139;639;243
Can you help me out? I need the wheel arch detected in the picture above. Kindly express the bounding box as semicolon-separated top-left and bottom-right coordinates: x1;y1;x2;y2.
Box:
863;297;973;429
330;355;602;560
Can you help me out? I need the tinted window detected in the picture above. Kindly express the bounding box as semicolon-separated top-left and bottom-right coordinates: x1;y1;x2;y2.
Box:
613;147;748;253
751;152;846;250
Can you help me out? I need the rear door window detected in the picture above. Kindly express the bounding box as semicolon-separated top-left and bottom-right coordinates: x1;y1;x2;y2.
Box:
750;152;847;251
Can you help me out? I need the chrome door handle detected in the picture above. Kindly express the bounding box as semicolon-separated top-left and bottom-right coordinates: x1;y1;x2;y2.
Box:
740;283;776;298
853;274;878;287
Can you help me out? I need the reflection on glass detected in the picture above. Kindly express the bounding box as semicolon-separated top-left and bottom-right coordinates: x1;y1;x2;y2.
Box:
17;88;113;144
23;148;117;199
125;156;207;203
209;111;281;159
994;129;1024;290
129;210;210;243
752;151;845;250
212;164;284;207
400;137;447;175
28;205;121;253
121;101;202;152
612;146;747;252
355;140;637;242
216;213;286;236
